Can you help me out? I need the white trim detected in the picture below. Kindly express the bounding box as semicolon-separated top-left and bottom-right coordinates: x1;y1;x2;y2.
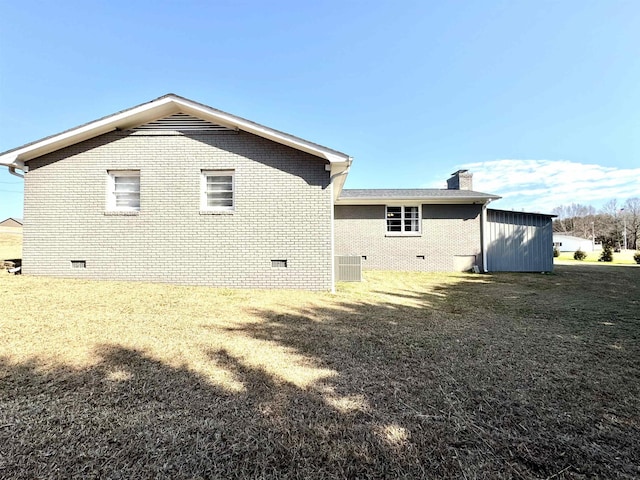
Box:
0;95;351;167
201;169;235;212
385;205;421;235
106;170;140;212
336;196;500;206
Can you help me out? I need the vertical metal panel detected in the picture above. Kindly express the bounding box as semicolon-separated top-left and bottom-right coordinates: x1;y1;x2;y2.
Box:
487;210;553;272
335;255;362;282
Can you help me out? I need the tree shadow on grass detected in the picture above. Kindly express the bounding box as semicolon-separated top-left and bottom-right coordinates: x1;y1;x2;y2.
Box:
1;344;438;479
1;266;639;479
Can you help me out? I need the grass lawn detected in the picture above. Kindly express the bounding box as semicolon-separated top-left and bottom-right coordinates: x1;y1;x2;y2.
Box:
555;249;639;265
1;238;639;478
0;231;21;262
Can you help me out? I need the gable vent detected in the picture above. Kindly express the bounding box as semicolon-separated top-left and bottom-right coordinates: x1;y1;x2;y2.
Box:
131;113;236;132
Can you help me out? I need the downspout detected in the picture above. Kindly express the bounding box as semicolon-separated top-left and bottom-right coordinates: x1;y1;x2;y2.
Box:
481;199;492;273
328;159;352;293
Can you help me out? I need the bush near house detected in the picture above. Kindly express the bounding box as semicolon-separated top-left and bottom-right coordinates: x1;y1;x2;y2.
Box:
573;249;587;261
634;251;640;264
553;247;560;257
599;243;614;262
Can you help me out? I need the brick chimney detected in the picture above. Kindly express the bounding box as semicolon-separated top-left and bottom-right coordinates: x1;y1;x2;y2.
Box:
447;169;473;190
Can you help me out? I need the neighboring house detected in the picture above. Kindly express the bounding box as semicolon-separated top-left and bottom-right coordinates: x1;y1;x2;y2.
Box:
0;217;23;228
553;234;600;252
0;94;554;290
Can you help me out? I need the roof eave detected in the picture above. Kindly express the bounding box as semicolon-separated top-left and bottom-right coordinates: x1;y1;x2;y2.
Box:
0;94;351;165
335;195;501;205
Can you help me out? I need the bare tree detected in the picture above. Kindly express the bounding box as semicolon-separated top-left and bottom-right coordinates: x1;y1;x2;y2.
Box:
551;199;638;249
552;203;596;238
623;197;640;250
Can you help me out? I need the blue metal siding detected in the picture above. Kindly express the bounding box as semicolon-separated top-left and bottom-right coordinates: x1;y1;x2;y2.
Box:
487;210;554;272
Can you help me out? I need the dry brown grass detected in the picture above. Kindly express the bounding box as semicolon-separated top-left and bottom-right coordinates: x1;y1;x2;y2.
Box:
0;231;21;263
1;241;639;478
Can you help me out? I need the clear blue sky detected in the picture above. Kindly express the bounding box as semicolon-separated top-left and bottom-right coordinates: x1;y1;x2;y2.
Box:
1;0;639;219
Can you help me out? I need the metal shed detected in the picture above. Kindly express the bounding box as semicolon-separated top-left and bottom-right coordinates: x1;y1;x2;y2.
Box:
486;209;555;272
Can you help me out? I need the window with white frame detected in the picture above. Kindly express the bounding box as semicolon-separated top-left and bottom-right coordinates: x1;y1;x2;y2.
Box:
201;170;234;211
386;206;420;234
107;170;140;211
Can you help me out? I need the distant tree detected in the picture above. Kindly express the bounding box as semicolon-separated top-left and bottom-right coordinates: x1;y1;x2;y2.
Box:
552;203;596;239
599;200;623;248
551;199;637;249
623;198;640;250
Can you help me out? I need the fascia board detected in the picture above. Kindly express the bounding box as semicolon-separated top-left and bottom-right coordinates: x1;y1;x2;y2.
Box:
335;196;500;206
0;95;351;165
172;98;350;163
0;98;179;165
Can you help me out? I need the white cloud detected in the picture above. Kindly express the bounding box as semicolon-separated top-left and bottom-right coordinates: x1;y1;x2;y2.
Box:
457;159;640;213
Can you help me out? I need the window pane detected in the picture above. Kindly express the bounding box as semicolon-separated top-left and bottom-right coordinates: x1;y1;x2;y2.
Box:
207;184;232;192
208;199;233;207
115;193;140;208
405;207;419;231
203;171;234;209
387;219;402;231
387;207;401;217
386;207;401;231
111;173;140;210
114;185;140;193
405;207;418;218
404;218;419;231
207;175;231;183
208;192;233;200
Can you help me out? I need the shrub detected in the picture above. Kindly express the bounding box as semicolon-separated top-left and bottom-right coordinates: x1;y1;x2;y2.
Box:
574;249;587;261
553;247;560;258
599;243;613;262
634;251;640;265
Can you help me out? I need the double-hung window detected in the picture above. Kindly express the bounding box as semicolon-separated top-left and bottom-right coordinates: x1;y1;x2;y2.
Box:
201;170;234;211
107;170;140;212
386;206;420;235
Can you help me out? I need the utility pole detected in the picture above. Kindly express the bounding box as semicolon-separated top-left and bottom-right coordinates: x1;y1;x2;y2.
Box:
591;221;595;251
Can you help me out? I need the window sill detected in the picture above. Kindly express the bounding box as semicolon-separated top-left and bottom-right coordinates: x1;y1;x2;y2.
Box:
200;210;235;215
104;210;140;216
385;232;422;237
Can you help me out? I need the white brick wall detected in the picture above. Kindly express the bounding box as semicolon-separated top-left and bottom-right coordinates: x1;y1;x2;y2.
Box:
23;130;333;290
334;204;483;271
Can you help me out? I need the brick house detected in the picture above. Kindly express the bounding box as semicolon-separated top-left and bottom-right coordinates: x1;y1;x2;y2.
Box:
0;94;553;290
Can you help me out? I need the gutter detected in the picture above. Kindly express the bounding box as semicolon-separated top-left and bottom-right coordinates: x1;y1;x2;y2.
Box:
8;165;24;178
2;155;27;178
